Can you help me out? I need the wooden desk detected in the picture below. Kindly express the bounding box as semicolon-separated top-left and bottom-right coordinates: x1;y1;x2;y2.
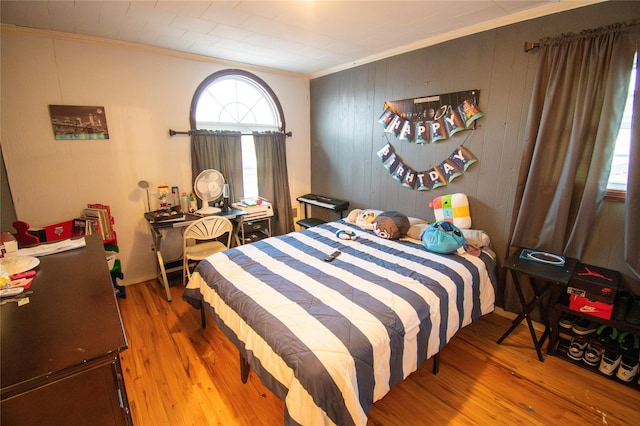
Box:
147;209;246;301
1;234;131;425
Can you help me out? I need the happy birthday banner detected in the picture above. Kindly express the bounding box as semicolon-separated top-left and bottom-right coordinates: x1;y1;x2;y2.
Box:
377;89;483;190
378;89;483;143
377;142;478;190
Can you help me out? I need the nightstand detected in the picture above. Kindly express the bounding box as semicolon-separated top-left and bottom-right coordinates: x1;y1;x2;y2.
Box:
497;247;579;361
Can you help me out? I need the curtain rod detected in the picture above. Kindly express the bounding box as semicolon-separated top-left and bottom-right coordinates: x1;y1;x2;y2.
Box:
169;129;292;137
524;19;640;53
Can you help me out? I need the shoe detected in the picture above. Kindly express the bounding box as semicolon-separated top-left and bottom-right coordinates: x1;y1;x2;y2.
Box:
568;335;589;361
583;340;605;366
572;318;598;335
612;291;632;322
616;355;639;382
596;325;618;346
559;313;578;329
617;332;640;355
626;296;640;325
599;350;622;375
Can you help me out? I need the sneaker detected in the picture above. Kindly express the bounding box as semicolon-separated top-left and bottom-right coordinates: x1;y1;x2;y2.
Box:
599;350;622;375
583;340;605;366
596;325;618;346
568;335;589;361
617;332;640;355
616;355;639;382
559;313;578;329
572;318;598;335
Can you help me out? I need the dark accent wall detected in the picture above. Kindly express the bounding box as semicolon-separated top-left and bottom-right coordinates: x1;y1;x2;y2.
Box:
310;1;640;306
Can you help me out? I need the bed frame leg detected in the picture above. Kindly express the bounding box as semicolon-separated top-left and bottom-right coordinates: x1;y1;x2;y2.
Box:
432;353;440;375
240;354;250;383
200;302;207;328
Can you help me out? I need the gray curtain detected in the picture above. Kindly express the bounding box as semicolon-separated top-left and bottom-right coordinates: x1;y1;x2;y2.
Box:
511;25;637;257
507;25;639;315
626;52;640;278
253;132;294;236
190;131;243;206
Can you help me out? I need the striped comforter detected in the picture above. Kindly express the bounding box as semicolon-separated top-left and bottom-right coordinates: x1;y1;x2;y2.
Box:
183;221;496;426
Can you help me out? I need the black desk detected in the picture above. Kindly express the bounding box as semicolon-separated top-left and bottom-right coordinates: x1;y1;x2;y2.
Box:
497;248;578;361
1;234;131;425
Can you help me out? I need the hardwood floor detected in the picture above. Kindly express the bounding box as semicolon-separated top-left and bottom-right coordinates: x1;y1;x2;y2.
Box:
117;279;640;425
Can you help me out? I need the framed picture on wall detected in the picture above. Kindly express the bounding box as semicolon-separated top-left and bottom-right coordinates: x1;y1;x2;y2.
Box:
48;105;110;140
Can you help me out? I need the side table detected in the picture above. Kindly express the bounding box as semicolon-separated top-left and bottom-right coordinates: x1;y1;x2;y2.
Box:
497;248;579;361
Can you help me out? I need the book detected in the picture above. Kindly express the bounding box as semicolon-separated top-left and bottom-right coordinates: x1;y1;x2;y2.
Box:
83;208;110;240
72;218;86;236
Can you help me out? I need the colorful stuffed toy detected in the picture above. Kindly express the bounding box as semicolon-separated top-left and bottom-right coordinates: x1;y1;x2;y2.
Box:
347;209;378;230
421;221;467;254
373;211;410;240
429;193;472;229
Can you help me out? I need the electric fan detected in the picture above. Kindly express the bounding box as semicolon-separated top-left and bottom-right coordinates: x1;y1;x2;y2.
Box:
193;169;225;215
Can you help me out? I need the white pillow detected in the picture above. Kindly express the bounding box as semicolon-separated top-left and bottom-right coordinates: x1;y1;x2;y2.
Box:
461;229;491;248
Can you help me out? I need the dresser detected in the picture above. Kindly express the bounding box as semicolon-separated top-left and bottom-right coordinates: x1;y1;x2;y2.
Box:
1;234;132;425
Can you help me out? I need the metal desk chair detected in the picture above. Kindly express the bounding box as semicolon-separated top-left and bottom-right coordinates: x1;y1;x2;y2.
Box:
183;216;233;286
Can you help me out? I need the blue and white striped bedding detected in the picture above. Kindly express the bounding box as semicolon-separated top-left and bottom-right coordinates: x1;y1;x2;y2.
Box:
183;220;496;426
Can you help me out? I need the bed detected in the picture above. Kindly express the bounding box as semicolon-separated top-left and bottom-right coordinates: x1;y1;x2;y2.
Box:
183;219;496;426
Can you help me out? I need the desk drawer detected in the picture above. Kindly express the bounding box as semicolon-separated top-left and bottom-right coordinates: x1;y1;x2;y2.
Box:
242;220;269;234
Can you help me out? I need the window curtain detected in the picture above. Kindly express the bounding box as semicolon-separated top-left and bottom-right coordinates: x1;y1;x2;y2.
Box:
190;131;243;206
627;52;640;278
253;132;294;236
506;25;639;314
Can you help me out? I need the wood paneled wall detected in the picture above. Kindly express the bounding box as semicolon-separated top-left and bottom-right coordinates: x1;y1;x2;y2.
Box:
310;1;640;306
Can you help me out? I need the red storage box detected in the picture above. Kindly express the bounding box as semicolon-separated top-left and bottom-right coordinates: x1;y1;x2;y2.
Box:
44;220;74;242
569;294;614;320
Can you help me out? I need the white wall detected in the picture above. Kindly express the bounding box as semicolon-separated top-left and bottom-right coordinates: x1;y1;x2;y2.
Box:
1;26;311;285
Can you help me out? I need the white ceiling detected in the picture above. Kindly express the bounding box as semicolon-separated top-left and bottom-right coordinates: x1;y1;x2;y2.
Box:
0;0;603;77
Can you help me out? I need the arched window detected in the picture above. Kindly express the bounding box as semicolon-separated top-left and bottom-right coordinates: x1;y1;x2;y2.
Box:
191;69;286;198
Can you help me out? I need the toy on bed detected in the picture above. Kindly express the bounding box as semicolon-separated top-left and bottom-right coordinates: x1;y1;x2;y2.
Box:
373;210;410;240
429;193;472;229
421;220;467;254
346;208;379;230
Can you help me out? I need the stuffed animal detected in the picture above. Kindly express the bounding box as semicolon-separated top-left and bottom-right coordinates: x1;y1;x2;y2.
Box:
429;193;472;229
373;211;410;240
347;209;378;230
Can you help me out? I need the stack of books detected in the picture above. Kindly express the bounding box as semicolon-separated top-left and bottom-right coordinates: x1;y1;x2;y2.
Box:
73;204;115;243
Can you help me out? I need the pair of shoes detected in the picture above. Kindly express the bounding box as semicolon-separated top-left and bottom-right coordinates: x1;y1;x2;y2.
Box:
566;335;605;365
598;332;640;380
572;318;599;335
559;313;579;329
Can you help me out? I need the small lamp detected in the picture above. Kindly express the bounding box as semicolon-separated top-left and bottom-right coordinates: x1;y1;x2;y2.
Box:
138;180;151;212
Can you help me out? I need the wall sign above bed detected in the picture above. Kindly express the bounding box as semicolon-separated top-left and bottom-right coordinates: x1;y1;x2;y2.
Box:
377;141;477;190
378;89;483;144
377;89;483;190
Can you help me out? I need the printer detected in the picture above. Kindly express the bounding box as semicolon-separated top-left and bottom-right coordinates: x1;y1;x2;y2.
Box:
231;198;274;221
